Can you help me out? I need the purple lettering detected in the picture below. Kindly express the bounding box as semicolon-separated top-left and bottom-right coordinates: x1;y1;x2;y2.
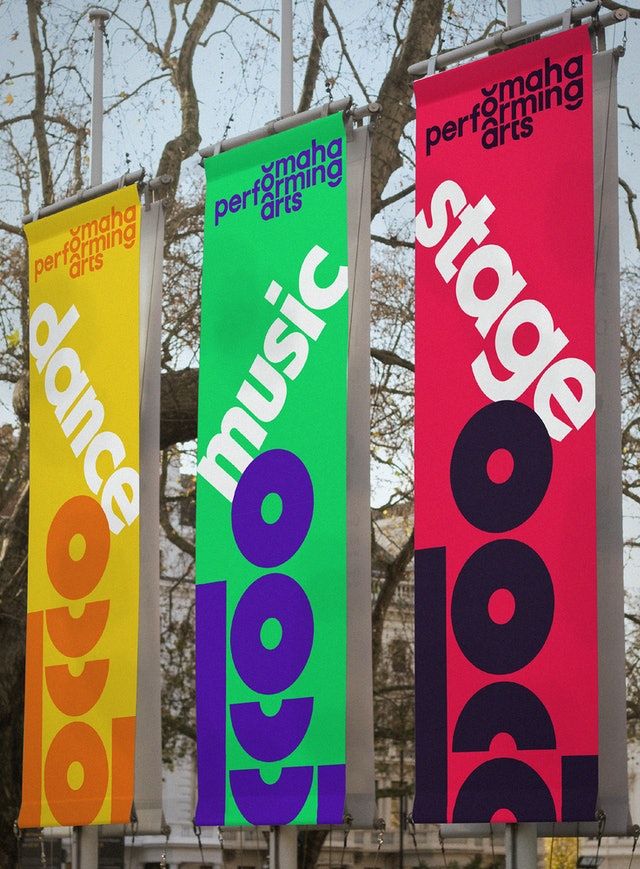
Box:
230;572;314;695
232;449;314;568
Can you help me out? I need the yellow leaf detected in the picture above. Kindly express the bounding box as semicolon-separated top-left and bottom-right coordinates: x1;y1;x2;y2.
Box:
4;93;14;105
6;330;19;349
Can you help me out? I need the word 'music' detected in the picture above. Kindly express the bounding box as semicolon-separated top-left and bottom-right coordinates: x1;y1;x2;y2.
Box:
198;244;347;501
34;203;137;282
416;178;594;441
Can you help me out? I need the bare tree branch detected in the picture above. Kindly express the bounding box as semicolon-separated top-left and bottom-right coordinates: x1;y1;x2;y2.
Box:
156;0;220;211
620;177;640;252
600;0;640;19
371;0;445;216
26;0;54;204
379;183;415;210
297;0;328;113
620;103;640;131
371;347;415;373
0;219;22;237
325;0;371;103
372;529;414;671
371;232;412;249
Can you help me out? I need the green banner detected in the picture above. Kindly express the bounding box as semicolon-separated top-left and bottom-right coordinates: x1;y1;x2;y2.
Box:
195;113;349;826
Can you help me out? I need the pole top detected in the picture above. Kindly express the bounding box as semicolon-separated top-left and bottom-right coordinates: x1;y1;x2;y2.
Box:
88;7;111;23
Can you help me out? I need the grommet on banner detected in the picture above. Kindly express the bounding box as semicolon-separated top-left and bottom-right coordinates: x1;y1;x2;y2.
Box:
628;825;640;869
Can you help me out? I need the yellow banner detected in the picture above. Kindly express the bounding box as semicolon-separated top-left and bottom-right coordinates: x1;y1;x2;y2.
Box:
20;185;140;827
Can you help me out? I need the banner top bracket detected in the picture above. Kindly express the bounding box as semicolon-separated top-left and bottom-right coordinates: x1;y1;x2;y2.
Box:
409;3;628;77
199;99;381;160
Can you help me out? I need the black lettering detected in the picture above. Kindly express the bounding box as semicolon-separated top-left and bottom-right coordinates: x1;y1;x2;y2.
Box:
451;539;554;674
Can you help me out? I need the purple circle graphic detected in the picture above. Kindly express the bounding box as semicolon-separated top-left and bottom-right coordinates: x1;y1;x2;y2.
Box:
231;573;314;695
232;449;314;568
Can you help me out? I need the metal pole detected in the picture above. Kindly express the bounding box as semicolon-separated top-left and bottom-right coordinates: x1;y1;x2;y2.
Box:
269;825;297;869
88;7;110;187
505;824;538;869
506;0;522;28
281;0;294;116
23;169;144;224
70;14;112;868
73;824;99;869
399;749;404;869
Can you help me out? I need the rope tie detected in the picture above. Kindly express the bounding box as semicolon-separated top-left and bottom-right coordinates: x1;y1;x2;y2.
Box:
38;830;46;868
407;814;425;868
372;819;385;869
339;814;352;868
628;825;640;869
438;827;448;869
13;820;22;869
193;821;205;867
489;823;497;869
253;826;262;867
328;824;333;868
595;809;607;866
159;828;169;869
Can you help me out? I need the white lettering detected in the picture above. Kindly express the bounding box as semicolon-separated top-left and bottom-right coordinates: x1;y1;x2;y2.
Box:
472;299;568;401
455;244;527;337
416;179;467;250
534;357;595;441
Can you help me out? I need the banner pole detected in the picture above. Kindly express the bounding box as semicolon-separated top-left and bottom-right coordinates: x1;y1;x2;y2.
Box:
506;0;522;28
408;5;627;76
88;7;110;186
280;0;294;115
505;824;537;869
506;14;531;865
273;7;296;863
72;12;111;866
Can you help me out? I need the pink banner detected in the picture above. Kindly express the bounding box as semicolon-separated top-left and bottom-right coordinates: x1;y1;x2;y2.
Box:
413;27;597;823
